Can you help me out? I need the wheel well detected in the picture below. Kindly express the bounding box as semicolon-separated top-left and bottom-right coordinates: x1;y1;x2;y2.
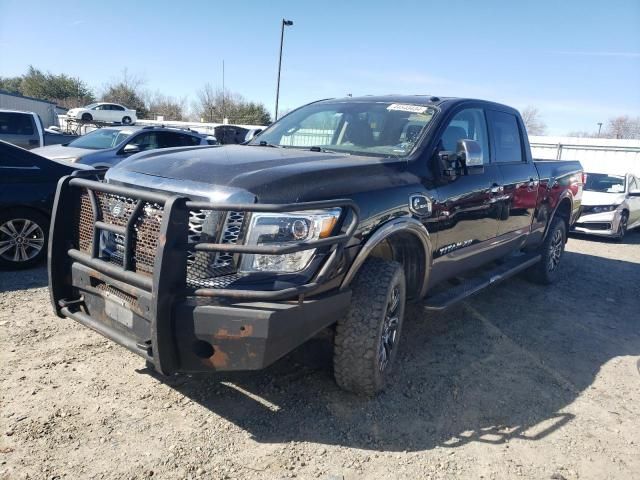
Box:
368;231;426;300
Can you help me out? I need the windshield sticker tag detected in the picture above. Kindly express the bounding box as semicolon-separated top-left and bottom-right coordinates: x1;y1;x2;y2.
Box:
387;104;428;114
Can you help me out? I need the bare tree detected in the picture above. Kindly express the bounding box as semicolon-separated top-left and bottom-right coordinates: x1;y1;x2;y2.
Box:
520;106;547;135
194;84;271;125
101;69;148;118
605;115;640;139
146;92;186;120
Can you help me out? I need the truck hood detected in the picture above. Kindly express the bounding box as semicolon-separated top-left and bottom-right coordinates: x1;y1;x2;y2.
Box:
31;144;93;160
582;190;626;206
107;145;415;203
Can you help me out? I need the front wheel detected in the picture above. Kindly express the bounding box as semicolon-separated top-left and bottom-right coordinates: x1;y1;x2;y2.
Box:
614;212;628;242
333;258;406;396
81;113;92;122
0;209;49;270
526;216;566;285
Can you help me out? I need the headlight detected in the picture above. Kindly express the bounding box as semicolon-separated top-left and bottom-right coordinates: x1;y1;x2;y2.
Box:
591;205;618;213
239;209;341;273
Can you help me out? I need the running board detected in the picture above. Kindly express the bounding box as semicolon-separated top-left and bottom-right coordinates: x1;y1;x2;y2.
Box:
422;253;541;311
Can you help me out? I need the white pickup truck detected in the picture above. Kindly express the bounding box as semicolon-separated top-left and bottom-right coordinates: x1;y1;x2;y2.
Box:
0;110;78;149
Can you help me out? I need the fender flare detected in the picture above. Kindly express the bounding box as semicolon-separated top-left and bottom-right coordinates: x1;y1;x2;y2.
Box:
543;190;574;240
340;217;433;298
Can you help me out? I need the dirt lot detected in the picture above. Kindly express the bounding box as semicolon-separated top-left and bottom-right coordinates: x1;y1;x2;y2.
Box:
1;233;639;480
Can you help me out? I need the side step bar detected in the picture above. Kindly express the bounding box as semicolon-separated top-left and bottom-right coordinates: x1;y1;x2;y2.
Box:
423;253;541;311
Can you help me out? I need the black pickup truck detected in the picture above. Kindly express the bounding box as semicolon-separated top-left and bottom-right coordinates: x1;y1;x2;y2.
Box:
49;96;583;395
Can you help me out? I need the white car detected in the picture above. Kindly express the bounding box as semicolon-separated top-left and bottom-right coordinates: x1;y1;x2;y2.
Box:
66;103;137;125
573;172;640;240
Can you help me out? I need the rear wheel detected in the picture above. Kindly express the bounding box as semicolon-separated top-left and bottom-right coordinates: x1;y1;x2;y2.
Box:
526;216;566;285
0;209;49;270
614;212;628;242
333;258;406;396
81;113;92;122
122;116;132;125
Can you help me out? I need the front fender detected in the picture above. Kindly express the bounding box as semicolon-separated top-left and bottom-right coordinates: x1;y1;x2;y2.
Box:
340;217;433;298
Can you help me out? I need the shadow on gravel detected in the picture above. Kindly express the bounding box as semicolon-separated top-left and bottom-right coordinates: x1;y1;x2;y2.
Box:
151;246;640;453
0;265;48;293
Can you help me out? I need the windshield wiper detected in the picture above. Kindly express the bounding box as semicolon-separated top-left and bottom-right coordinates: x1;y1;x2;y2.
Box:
309;146;350;155
254;140;283;148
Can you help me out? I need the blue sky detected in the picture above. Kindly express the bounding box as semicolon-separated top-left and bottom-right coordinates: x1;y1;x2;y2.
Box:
1;0;639;134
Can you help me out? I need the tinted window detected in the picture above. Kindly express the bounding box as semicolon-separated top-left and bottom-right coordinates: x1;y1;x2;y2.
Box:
0;112;35;135
112;105;125;111
438;108;489;164
128;132;160;151
487;111;523;163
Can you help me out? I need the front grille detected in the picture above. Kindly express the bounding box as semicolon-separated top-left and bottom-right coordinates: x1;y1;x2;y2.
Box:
578;222;611;231
75;189;246;286
186;211;246;288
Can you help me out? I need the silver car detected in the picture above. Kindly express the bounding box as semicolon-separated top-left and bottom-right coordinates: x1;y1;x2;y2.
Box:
573;172;640;240
32;125;215;169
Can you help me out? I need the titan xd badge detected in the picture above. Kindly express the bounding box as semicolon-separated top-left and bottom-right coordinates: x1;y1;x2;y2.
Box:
409;194;432;216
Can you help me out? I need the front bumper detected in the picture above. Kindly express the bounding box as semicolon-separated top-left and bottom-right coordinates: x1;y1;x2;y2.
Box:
60;262;351;372
572;210;622;237
48;175;359;375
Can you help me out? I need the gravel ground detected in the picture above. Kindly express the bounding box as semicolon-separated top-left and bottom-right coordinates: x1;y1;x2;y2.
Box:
1;233;639;480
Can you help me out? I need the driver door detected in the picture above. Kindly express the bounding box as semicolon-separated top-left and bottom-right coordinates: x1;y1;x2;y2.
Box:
430;107;502;282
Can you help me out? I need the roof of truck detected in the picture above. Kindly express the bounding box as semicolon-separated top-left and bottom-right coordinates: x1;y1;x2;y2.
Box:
312;95;519;116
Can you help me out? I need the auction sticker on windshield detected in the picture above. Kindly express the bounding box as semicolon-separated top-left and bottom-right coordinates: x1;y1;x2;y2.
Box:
387;104;429;114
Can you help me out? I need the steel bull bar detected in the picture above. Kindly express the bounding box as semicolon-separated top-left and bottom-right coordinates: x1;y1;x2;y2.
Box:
48;176;359;375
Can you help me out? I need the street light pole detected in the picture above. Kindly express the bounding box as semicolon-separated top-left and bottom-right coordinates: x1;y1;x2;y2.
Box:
597;122;603;137
275;18;293;121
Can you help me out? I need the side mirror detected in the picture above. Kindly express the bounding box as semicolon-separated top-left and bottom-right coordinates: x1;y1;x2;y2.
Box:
122;144;141;155
456;139;483;168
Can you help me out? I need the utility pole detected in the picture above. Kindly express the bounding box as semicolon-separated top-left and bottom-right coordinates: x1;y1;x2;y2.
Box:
222;60;225;123
597;122;603;138
275;18;293;121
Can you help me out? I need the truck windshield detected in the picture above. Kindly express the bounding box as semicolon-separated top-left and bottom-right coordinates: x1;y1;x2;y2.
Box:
67;128;131;150
251;101;436;158
584;173;625;193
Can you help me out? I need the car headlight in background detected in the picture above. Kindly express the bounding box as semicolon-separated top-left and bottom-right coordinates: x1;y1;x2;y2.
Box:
591;205;618;213
239;209;341;273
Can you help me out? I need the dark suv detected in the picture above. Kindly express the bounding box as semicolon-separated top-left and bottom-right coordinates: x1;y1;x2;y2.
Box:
49;95;583;395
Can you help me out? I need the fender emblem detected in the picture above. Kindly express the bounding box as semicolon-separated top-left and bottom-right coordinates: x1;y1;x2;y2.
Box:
409;194;432;217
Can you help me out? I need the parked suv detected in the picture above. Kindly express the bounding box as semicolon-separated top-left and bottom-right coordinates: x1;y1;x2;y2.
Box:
32;125;212;169
49;95;583;395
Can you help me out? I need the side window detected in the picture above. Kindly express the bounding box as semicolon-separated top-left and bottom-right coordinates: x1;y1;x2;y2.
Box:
438;108;489;164
629;177;638;192
112;105;125;111
487;110;523;163
0;112;35;135
128;132;159;151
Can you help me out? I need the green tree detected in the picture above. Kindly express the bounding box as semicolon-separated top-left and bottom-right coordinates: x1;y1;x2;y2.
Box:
0;66;94;108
